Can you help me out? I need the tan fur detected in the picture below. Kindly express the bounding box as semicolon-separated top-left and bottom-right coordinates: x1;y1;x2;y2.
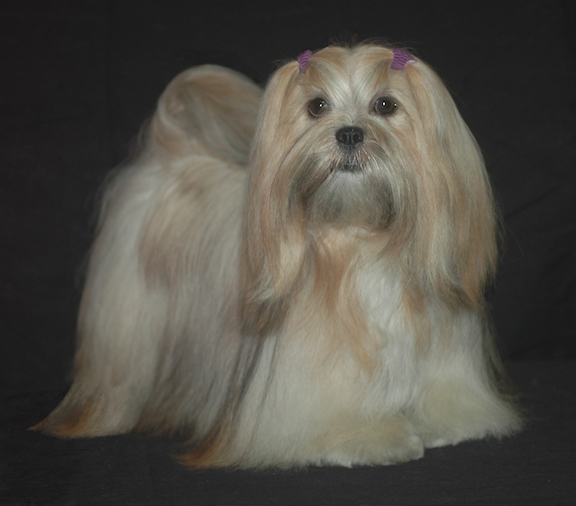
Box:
34;43;520;468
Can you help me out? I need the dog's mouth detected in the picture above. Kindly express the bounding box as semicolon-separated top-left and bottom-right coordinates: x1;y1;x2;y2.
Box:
331;152;364;173
336;160;362;173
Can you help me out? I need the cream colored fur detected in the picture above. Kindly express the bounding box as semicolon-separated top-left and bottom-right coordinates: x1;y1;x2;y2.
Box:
35;44;520;468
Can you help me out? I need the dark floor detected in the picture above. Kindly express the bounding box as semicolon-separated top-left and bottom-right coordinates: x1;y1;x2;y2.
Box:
2;362;574;505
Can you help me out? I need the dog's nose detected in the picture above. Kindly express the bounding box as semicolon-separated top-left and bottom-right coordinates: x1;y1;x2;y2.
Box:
336;126;364;148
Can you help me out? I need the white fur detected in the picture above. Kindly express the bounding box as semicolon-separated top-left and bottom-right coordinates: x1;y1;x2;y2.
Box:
35;44;521;468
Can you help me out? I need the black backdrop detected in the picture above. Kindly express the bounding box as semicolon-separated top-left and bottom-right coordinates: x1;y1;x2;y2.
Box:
1;1;575;504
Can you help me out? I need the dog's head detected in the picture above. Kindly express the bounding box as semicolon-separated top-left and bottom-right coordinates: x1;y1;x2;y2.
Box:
242;44;498;333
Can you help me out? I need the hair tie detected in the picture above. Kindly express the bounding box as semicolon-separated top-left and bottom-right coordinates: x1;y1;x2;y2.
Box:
297;50;313;73
391;48;415;70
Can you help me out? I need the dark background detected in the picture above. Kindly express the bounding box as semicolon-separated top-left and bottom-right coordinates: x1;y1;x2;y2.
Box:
1;1;575;504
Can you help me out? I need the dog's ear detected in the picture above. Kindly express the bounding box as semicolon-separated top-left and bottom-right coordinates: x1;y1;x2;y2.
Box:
398;62;498;310
239;62;308;335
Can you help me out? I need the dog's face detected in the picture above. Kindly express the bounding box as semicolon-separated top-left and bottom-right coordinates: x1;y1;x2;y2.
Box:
252;45;437;230
243;44;497;326
286;46;422;229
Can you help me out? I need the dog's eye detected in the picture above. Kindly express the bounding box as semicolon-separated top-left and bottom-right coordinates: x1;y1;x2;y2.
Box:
308;98;329;118
374;97;397;116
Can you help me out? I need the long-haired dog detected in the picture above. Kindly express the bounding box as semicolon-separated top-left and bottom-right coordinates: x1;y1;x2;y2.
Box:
35;43;521;468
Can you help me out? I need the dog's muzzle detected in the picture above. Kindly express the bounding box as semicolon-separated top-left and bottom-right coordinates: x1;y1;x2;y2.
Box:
335;126;364;172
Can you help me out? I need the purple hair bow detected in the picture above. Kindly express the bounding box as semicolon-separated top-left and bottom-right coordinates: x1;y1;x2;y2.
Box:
391;48;415;70
297;50;313;73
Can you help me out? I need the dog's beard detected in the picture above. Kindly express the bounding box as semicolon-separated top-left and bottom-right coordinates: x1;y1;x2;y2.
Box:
288;128;413;230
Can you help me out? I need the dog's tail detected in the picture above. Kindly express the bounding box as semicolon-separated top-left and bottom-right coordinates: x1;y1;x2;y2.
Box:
147;65;262;164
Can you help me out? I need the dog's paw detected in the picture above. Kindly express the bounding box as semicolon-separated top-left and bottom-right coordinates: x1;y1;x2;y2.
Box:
316;417;425;467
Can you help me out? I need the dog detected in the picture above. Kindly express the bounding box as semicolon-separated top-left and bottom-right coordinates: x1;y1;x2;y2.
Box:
34;43;521;468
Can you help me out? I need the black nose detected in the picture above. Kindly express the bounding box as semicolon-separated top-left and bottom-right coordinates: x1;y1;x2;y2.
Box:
336;126;364;148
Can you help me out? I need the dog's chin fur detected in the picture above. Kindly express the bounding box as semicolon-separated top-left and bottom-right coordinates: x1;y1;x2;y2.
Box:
33;43;521;469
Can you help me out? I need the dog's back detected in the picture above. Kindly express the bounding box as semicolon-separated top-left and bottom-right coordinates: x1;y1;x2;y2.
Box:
34;66;262;439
